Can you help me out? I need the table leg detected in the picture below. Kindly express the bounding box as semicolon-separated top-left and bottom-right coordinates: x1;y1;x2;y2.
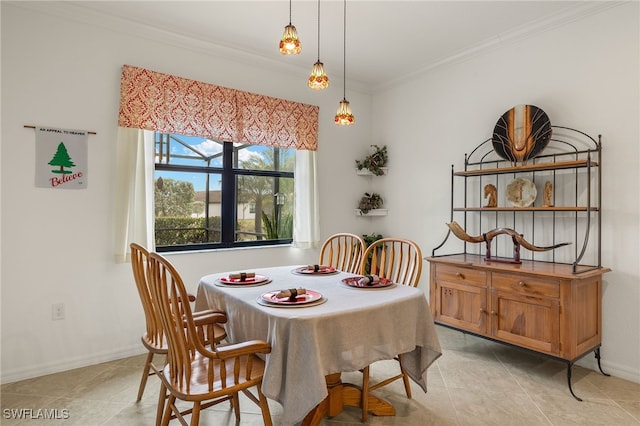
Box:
301;373;395;425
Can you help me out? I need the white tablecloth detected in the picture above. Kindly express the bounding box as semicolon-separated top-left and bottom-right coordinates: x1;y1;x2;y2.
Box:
196;265;442;426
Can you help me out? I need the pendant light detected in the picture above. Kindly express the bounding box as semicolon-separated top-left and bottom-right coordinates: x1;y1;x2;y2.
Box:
308;0;329;90
335;0;354;125
279;0;301;55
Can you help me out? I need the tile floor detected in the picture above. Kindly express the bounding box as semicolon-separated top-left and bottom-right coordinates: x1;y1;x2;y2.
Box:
2;325;639;425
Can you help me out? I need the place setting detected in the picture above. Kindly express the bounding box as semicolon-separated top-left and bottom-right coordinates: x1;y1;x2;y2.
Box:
256;287;327;308
215;271;272;287
291;264;339;275
340;274;396;290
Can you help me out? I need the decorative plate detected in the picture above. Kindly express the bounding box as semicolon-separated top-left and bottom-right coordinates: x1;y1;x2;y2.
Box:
341;276;394;289
506;178;537;207
292;265;338;275
492;105;552;164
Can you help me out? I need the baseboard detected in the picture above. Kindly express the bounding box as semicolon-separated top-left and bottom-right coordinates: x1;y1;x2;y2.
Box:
1;344;145;384
576;356;640;384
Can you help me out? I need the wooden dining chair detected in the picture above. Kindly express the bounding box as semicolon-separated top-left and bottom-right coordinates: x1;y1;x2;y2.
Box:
130;243;227;424
318;233;367;273
147;252;273;426
358;237;423;422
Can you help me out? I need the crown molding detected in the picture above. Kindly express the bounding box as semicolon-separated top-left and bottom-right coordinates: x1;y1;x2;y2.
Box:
374;1;626;92
8;1;625;95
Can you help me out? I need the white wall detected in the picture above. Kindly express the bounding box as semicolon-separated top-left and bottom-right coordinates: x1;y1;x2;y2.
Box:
0;2;373;383
1;1;638;385
372;3;640;382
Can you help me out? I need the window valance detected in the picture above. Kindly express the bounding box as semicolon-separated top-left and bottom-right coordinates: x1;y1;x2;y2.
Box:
118;65;318;151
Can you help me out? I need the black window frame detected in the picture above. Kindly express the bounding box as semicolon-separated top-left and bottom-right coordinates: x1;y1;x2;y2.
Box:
154;134;294;252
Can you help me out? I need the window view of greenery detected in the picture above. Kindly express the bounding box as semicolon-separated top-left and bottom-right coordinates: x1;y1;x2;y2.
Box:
154;133;294;251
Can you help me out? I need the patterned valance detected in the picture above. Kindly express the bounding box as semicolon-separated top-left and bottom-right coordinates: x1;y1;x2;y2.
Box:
118;65;318;151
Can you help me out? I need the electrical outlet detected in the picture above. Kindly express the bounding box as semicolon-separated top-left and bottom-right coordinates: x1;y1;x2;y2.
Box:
52;303;65;320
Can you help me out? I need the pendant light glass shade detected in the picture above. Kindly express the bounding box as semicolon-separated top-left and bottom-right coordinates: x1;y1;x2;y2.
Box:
335;0;354;125
279;24;301;54
308;61;329;90
279;0;301;55
335;98;355;125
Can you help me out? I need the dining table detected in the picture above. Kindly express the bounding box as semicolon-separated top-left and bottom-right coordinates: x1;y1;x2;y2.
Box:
195;265;442;426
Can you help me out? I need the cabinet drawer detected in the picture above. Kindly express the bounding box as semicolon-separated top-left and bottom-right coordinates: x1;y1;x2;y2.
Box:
435;264;486;287
492;272;559;298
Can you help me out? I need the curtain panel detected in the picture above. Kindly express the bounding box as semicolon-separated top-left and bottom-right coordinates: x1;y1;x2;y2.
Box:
118;65;318;151
114;128;155;263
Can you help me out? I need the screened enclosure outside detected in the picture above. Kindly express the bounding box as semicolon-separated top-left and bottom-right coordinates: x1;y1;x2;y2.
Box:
153;133;295;250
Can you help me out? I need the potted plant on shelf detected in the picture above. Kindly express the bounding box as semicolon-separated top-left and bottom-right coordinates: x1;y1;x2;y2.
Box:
358;192;383;214
356;145;388;176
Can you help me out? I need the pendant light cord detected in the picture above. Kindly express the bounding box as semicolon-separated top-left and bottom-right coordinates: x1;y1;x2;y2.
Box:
289;0;293;25
316;0;321;61
342;0;346;99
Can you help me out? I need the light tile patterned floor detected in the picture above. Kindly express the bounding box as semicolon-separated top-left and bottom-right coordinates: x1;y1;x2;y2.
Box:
2;326;639;425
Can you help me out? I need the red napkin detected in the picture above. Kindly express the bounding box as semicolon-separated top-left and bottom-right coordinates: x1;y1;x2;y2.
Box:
307;264;331;272
358;274;380;286
276;288;306;300
228;272;255;281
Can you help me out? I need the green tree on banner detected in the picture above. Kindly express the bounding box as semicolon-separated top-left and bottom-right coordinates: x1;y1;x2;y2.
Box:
48;142;75;174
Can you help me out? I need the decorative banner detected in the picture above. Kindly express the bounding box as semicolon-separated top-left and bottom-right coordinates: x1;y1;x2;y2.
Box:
35;127;88;189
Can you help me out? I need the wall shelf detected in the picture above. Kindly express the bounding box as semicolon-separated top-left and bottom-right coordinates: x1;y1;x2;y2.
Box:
355;167;388;176
355;209;388;217
453;159;598;177
454;206;599;212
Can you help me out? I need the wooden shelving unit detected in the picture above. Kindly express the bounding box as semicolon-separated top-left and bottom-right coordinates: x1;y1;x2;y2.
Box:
427;126;610;401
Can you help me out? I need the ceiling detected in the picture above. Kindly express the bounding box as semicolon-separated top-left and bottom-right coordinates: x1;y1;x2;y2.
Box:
37;1;613;93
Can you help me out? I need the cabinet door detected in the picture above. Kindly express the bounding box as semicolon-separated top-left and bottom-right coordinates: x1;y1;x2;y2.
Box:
490;289;560;355
435;280;487;335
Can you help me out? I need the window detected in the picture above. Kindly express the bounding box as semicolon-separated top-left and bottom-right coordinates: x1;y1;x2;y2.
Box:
154;132;295;251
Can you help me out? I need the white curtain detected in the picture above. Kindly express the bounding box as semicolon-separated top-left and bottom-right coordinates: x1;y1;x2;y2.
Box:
113;127;155;263
293;149;320;249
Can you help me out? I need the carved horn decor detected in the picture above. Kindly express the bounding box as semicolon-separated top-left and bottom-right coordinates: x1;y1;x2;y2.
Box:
446;221;570;263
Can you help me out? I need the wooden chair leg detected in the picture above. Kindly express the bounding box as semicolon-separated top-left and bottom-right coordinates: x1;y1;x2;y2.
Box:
362;365;370;423
137;351;155;401
231;393;240;423
160;394;175;426
190;402;201;426
257;385;273;426
155;382;167;426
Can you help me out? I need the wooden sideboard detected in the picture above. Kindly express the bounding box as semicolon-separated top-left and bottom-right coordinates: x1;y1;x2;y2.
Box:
427;253;610;400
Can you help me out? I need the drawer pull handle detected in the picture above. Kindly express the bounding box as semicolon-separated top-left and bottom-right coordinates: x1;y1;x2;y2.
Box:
479;308;486;314
456;272;465;280
490;311;497;315
518;281;526;287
